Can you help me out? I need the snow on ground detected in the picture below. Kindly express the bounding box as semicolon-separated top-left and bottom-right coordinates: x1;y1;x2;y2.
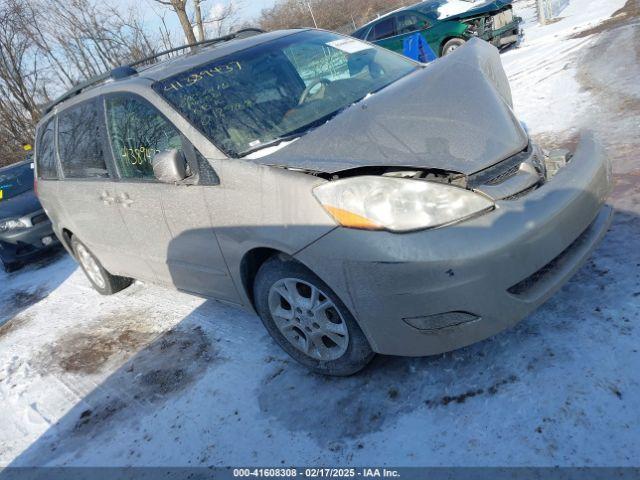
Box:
1;0;639;467
501;0;628;137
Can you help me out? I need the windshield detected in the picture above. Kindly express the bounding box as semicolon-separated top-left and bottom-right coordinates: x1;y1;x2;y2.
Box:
0;161;33;201
154;30;418;157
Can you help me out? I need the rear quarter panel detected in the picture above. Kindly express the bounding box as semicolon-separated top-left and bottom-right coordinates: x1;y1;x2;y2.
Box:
35;180;66;244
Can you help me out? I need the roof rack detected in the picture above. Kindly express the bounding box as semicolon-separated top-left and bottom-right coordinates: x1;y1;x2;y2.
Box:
42;28;265;115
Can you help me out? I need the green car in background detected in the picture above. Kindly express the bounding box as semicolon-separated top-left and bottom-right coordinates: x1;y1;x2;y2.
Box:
351;0;522;57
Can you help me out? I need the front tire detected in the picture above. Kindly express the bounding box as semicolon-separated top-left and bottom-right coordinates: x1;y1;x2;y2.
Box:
71;237;132;295
441;37;466;56
254;256;374;376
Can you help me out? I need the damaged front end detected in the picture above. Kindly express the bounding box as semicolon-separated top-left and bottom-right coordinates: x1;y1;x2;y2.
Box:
252;38;525;175
311;171;495;232
305;140;570;232
459;3;523;48
254;38;570;230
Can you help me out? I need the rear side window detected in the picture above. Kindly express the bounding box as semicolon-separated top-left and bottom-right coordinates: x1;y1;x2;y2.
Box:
370;17;397;41
57;101;109;179
397;13;427;34
36;118;58;179
105;94;183;180
351;29;367;40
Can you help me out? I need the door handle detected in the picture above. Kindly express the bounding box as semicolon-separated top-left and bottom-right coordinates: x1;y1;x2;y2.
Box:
99;191;116;205
117;192;134;208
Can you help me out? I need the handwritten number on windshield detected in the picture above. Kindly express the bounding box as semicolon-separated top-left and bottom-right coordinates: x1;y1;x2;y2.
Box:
163;61;242;92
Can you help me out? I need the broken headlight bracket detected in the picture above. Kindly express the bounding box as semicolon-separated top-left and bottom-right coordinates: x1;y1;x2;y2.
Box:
544;149;573;179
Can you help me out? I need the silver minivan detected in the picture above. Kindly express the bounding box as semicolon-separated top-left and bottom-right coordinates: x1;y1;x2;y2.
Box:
34;29;612;375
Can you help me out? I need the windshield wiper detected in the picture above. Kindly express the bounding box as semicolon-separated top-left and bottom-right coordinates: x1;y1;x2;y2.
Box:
238;132;305;157
238;106;351;158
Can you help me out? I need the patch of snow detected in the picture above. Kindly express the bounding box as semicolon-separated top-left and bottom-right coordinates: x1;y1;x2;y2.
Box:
549;0;570;17
513;0;626;42
1;0;639;468
501;0;627;136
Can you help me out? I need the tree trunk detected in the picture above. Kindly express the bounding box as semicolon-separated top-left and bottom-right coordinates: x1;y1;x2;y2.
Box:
173;0;198;46
194;0;205;41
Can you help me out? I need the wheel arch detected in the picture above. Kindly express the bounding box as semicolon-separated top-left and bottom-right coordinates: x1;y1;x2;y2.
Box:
238;245;374;344
60;227;75;257
239;246;339;313
239;247;288;310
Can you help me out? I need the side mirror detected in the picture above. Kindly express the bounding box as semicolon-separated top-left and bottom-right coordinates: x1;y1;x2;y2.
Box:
152;149;188;183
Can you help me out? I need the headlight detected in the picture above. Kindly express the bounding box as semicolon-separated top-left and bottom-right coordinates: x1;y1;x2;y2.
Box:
313;176;494;232
0;218;30;233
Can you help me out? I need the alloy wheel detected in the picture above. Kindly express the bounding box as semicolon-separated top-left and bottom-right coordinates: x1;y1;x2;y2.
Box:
445;44;459;54
76;243;106;289
268;278;349;361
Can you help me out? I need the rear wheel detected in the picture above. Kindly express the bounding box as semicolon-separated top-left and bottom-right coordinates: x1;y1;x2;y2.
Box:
71;237;132;295
254;256;374;376
442;37;466;56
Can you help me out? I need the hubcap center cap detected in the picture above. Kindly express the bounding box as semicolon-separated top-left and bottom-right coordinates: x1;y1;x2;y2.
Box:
295;307;314;324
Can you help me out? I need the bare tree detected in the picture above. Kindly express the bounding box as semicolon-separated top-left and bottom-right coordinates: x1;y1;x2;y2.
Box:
19;0;160;87
257;0;411;33
203;1;243;37
0;1;44;165
155;0;243;45
152;0;198;46
194;0;206;41
0;0;162;166
158;12;178;51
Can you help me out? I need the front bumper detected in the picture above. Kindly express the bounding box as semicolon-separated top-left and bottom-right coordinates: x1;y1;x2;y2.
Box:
482;18;523;47
0;212;58;265
295;133;612;356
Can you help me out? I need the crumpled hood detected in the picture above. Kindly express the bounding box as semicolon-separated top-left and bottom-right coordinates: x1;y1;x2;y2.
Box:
251;38;528;175
0;190;41;220
441;0;514;20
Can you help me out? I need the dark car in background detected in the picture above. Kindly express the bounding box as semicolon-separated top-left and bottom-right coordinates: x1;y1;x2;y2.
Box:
0;159;58;272
352;0;522;57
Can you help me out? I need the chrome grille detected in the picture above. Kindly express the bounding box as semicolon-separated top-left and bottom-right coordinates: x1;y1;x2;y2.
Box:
484;163;520;185
468;145;533;187
468;144;546;201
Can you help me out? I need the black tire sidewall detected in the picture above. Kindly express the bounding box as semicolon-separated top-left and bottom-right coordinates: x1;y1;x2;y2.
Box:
254;256;374;376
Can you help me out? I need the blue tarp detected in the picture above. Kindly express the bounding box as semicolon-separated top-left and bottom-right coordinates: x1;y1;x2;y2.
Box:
402;33;437;63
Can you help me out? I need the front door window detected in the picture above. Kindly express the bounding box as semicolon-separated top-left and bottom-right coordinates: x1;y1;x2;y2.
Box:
105;95;183;180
